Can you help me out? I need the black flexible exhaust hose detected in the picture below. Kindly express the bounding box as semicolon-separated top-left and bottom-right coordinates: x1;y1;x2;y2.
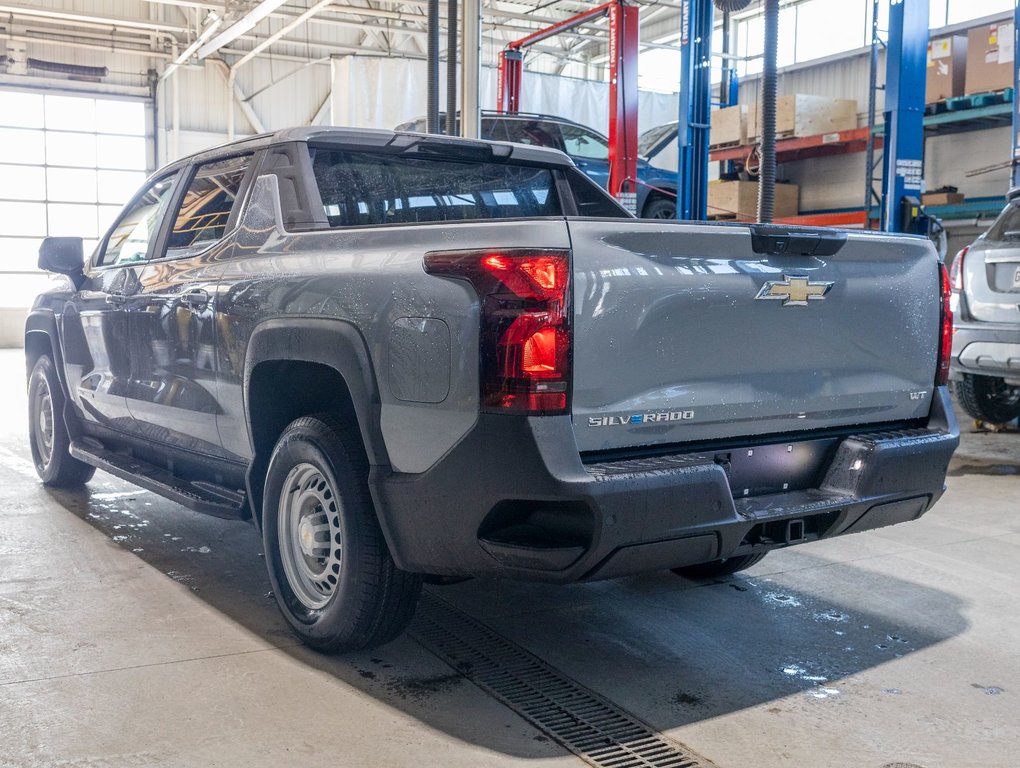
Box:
713;0;752;11
427;0;440;134
446;0;457;135
757;0;779;223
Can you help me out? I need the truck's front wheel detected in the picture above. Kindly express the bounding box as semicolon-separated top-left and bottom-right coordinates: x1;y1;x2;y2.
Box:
27;354;95;487
952;374;1020;424
262;414;421;652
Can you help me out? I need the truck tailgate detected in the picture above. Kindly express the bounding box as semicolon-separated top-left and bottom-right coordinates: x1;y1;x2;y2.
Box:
568;219;940;454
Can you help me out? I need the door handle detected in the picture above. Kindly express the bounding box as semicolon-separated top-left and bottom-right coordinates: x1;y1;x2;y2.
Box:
179;289;210;308
105;294;127;306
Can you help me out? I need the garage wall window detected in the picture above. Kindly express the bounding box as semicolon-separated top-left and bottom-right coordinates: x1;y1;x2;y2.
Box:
0;89;148;307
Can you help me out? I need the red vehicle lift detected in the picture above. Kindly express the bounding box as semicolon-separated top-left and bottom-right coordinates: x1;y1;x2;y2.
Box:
496;0;639;211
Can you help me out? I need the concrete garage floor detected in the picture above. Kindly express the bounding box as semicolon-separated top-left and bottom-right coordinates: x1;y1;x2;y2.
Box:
0;348;1015;768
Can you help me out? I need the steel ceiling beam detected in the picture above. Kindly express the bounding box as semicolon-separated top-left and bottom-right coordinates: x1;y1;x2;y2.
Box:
196;0;291;58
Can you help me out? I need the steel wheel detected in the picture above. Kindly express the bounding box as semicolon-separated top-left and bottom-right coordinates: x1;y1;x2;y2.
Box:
642;197;677;220
262;414;421;652
27;354;94;487
31;374;55;469
278;462;343;610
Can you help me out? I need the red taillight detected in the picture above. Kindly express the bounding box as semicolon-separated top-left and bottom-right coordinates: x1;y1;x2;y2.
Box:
936;262;953;387
424;249;571;414
948;246;968;291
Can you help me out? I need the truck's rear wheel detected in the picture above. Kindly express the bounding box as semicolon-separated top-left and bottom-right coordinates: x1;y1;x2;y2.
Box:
952;374;1020;424
672;552;767;579
262;413;421;652
27;354;95;487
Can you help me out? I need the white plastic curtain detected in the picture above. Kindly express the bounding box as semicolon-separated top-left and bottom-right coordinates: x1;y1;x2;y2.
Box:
329;55;680;137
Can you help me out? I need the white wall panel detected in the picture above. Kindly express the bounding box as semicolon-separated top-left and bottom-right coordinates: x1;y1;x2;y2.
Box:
330;56;679;138
926;126;1012;198
738;50;881;123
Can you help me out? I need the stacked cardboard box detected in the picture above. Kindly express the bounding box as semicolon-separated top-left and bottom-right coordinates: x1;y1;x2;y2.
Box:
747;95;857;141
709;105;747;147
707;180;799;220
926;35;967;103
922;192;965;206
965;22;1015;95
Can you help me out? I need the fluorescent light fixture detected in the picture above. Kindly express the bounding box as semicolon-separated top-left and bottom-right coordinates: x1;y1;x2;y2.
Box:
197;0;290;59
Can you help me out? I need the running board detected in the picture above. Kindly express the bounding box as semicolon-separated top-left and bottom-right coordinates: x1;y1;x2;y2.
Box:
69;438;248;520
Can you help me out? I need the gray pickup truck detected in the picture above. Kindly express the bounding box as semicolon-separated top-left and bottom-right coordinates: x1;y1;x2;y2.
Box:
27;127;958;652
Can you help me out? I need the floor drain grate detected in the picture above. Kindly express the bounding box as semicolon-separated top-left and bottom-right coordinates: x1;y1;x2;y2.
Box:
410;594;719;768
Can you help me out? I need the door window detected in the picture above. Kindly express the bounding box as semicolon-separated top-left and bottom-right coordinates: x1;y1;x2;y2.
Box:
98;174;177;267
560;124;610;161
164;154;252;259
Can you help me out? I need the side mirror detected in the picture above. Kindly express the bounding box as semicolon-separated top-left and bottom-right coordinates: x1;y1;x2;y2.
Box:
39;237;85;282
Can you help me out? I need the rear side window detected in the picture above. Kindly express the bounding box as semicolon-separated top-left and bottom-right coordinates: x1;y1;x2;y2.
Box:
567;169;629;218
985;202;1020;242
309;148;562;227
164;153;252;258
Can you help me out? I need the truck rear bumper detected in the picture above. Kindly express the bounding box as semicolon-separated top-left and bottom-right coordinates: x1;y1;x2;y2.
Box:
369;387;959;582
951;321;1020;380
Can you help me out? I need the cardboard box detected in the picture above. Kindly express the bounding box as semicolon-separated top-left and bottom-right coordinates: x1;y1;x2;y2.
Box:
707;180;799;219
965;23;1015;95
747;95;857;141
710;104;747;147
922;192;965;206
926;35;967;103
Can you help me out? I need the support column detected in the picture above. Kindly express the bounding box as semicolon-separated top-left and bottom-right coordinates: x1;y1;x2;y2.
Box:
497;49;524;113
461;0;481;137
677;0;714;220
1012;0;1020;188
880;0;929;232
607;0;639;209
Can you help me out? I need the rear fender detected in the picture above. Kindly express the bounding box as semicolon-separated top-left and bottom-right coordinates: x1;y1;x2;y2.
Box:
242;318;389;525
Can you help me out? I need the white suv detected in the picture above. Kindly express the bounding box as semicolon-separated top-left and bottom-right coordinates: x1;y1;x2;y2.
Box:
949;188;1020;423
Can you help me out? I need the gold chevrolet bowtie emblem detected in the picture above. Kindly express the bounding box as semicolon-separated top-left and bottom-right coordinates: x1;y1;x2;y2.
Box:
755;275;834;306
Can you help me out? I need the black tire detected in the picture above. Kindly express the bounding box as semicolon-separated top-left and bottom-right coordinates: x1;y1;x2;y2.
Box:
672;552;767;579
643;196;677;220
27;354;95;488
952;374;1020;424
262;413;422;652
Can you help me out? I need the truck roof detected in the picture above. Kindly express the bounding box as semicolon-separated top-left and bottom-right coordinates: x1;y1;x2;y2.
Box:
164;126;575;176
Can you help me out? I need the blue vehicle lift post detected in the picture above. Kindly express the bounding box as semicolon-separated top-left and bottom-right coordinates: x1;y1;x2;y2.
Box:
677;0;714;220
1012;0;1020;189
880;0;929;233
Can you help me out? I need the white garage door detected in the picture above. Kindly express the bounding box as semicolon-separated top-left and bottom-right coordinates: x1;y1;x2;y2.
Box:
0;89;148;308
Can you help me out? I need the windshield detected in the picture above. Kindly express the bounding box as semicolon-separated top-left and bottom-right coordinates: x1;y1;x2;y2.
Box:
985;201;1020;242
638;122;678;158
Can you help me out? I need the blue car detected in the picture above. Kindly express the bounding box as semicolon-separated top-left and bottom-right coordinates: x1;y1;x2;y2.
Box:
394;111;679;219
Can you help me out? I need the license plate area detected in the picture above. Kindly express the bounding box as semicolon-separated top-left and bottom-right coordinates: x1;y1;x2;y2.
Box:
991;263;1020;292
716;437;841;498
